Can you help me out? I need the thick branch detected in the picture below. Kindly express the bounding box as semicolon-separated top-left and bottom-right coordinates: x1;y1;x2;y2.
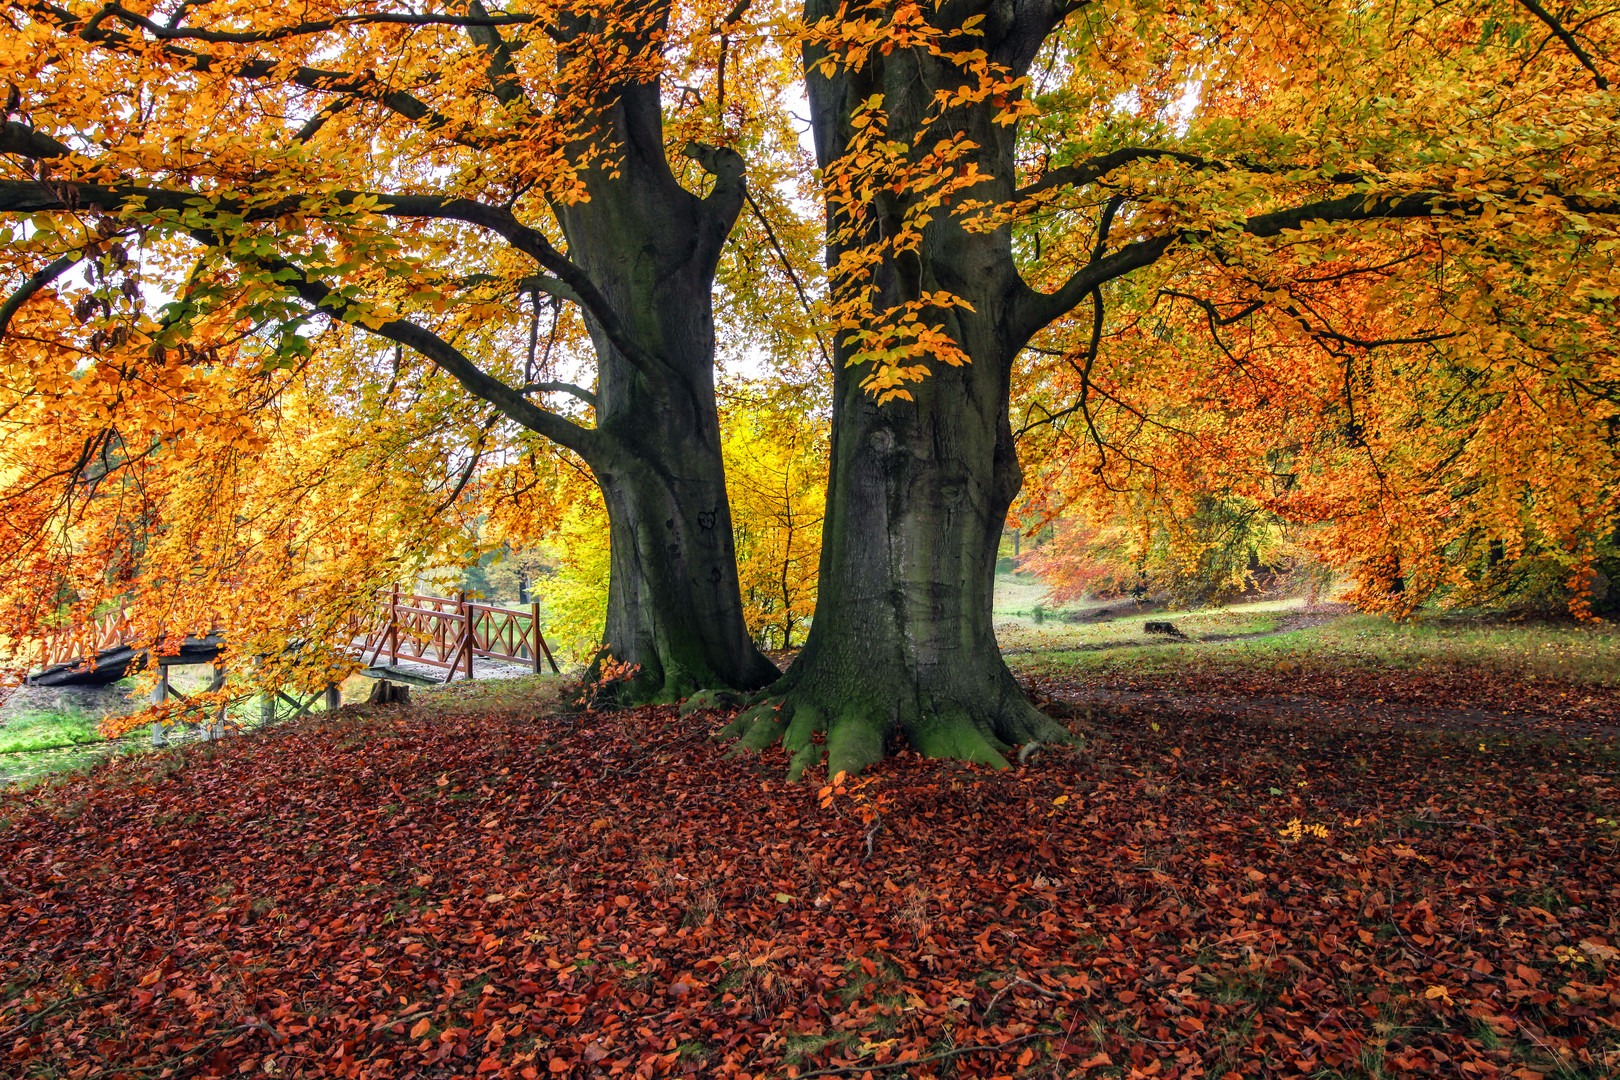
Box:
0;178;664;382
1017;186;1619;337
463;0;529;107
515;273;583;306
266;262;600;460
682;141;748;242
1015;146;1366;200
0;254;79;336
0;121;70;160
519;380;597;407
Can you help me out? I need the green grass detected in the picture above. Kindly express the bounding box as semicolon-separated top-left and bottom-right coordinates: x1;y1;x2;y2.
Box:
414;673;566;715
998;605;1289;652
1312;615;1620;685
992;570;1059;618
1012;611;1620;688
0;706;102;754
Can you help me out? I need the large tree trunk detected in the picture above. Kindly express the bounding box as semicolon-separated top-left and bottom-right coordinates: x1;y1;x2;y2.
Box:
557;74;778;702
730;350;1070;777
725;3;1071;773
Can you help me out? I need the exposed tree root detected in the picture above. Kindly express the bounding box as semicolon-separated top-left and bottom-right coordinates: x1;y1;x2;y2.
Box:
718;677;1075;780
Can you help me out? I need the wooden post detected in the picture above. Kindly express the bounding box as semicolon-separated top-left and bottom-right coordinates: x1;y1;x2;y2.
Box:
256;654;274;728
150;664;169;747
388;584;399;666
530;602;542;674
459;591;474;681
324;683;341;713
209;662;227;740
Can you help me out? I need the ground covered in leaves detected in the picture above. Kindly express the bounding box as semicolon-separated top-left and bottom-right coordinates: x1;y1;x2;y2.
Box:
1;670;1618;1079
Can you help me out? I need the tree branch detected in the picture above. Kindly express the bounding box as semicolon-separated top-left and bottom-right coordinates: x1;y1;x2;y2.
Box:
462;0;529;107
31;4;467;139
89;3;547;46
249;257;600;460
515;273;584;307
1017;186;1619;338
743;189;831;371
519;380;597;408
434;409;504;515
0;254;79;336
1515;0;1610;89
1015;146;1366;200
0;121;70;160
683;140;748;239
0;178;664;383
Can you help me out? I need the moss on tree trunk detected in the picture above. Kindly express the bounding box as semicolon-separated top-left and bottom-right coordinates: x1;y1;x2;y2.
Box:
725;0;1079;771
558;73;777;703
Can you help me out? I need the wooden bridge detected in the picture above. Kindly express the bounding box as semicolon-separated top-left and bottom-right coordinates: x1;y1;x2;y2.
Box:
28;589;560;688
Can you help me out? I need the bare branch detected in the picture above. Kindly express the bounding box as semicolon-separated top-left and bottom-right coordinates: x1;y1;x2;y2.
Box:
1016;186;1619;338
743;189;831;371
434;409;503;515
1515;0;1610;89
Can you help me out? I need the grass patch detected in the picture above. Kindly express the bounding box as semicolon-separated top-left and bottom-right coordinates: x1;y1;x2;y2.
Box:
413;673;567;716
0;706;102;754
1013;610;1620;688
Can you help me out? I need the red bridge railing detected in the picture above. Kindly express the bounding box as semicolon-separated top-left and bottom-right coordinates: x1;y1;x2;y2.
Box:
36;609;137;671
36;590;559;681
349;589;560;679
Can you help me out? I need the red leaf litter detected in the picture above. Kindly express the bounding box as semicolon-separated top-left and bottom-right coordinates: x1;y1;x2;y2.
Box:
1;684;1617;1079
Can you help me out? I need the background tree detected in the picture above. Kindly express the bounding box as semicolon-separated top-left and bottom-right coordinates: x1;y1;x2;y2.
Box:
0;0;808;698
725;0;1619;776
1013;194;1620;618
1017;496;1305;610
722;378;828;650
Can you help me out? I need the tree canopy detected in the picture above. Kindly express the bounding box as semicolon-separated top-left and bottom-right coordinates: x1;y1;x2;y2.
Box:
1;0;1616;766
0;0;812;695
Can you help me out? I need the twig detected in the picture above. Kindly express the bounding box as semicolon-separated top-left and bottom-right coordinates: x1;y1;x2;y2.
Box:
983;975;1064;1021
0;873;46;900
0;991;112;1041
861;818;882;862
1415;816;1498;835
1384;887;1504;984
789;1032;1043;1078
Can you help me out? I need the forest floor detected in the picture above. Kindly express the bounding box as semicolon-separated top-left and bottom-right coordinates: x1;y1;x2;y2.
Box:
1;610;1618;1079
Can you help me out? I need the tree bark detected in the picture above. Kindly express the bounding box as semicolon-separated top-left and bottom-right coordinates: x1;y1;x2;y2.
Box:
725;2;1073;774
556;67;777;701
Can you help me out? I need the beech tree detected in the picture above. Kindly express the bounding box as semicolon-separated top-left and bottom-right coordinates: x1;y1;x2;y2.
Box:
0;0;803;698
724;0;1619;775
